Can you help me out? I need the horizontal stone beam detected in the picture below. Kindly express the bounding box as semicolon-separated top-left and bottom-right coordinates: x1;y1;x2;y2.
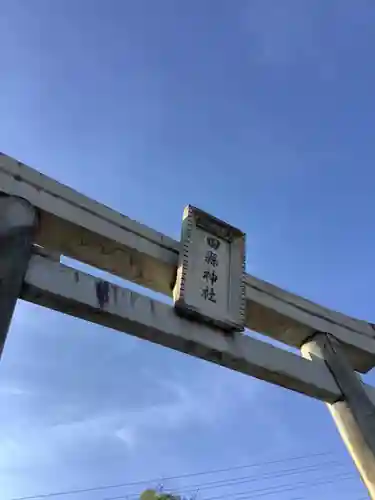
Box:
22;254;350;403
1;152;375;372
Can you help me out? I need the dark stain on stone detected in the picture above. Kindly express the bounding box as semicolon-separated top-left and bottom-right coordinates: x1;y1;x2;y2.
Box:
150;299;155;314
210;349;224;364
113;285;118;304
129;254;134;268
129;291;136;307
184;340;196;355
96;280;110;309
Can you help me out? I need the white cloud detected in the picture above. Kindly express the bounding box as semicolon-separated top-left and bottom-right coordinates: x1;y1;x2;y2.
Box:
0;384;31;396
243;0;318;65
242;0;375;70
0;363;263;475
115;369;263;448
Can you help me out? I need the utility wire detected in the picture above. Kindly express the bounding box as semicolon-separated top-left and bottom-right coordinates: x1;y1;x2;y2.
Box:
104;459;346;500
103;472;356;500
200;473;356;500
8;450;334;500
163;460;344;497
166;472;356;500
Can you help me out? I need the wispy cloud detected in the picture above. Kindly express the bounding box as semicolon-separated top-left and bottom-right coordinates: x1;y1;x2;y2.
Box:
0;384;31;397
242;0;375;69
243;0;318;65
0;352;264;473
115;372;262;448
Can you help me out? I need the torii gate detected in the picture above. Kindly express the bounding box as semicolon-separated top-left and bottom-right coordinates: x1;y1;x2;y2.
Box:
1;152;375;497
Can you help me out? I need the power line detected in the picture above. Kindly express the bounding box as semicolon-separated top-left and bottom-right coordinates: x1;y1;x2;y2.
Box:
104;471;357;500
200;473;356;500
8;450;335;500
104;459;346;500
163;460;344;497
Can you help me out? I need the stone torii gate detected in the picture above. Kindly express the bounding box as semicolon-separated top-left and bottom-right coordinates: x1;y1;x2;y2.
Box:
1;152;375;497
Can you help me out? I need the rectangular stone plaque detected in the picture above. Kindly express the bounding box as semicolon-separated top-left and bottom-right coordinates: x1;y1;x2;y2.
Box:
173;205;246;332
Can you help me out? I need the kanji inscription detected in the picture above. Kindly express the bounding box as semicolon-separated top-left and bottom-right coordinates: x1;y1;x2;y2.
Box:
173;206;246;332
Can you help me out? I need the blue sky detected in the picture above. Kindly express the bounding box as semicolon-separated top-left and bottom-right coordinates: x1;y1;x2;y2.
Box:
1;0;375;499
